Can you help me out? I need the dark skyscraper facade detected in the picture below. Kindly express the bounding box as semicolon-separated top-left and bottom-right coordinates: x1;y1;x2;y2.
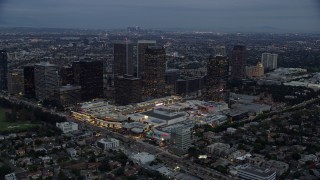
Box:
24;65;36;98
8;69;24;95
60;65;74;86
34;62;60;101
115;75;142;105
231;45;246;80
73;60;103;101
206;55;229;101
137;40;156;78
113;41;134;76
0;50;8;90
143;46;166;99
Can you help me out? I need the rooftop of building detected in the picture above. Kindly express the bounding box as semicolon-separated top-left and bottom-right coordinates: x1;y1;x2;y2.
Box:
165;69;180;73
146;46;164;50
59;85;81;91
35;61;57;67
237;164;276;177
97;138;119;144
131;152;155;164
137;40;156;44
114;40;133;44
156;121;195;133
117;74;141;80
142;109;186;121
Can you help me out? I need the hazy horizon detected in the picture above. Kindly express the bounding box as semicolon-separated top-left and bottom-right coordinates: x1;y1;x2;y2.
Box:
0;0;320;33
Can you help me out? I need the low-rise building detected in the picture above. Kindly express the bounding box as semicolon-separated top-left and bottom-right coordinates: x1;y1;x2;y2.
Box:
56;122;78;133
247;155;266;166
207;143;230;156
236;164;276;180
66;148;77;158
299;154;318;164
131;152;155;164
227;127;237;135
228;150;247;161
262;160;289;176
97;138;120;150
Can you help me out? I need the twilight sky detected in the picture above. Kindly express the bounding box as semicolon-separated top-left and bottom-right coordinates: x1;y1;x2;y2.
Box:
0;0;319;33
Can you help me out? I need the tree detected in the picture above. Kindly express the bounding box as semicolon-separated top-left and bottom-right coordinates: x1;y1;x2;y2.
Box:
71;169;80;176
214;165;228;174
98;159;111;172
127;176;137;180
292;152;301;161
0;165;13;178
88;156;96;163
115;167;125;176
293;171;301;179
58;171;67;179
188;147;200;158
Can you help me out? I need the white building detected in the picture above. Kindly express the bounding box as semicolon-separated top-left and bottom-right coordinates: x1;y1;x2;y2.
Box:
97;138;120;150
227;127;237;135
5;173;17;180
131;152;155;164
66;148;77;158
228;150;248;161
237;164;276;180
261;53;278;70
56;122;78;133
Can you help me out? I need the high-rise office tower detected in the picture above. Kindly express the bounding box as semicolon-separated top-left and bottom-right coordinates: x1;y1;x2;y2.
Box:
8;69;24;95
34;62;59;100
113;41;134;76
261;53;278;70
165;69;179;94
24;65;36;98
214;46;227;57
206;53;229;101
73;60;103;101
137;40;156;78
231;45;246;80
114;75;142;105
56;85;81;107
60;65;74;85
143;46;166;99
0;50;8;90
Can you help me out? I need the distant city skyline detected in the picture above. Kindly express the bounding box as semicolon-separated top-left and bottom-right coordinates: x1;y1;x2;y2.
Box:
0;0;320;33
